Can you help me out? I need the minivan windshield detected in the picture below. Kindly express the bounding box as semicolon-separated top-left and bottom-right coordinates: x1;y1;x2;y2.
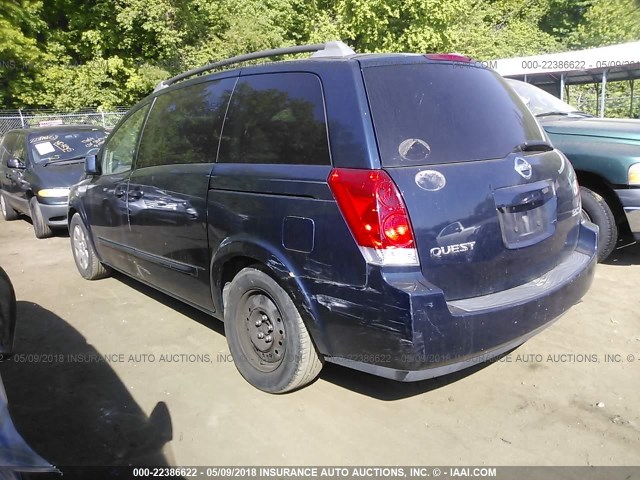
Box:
363;63;546;166
29;130;107;164
506;79;589;117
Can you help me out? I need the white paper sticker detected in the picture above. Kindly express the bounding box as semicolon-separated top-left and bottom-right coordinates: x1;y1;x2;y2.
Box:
34;142;56;155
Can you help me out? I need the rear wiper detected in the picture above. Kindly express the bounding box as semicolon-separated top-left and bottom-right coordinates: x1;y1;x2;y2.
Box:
535;111;570;118
512;140;554;153
44;155;86;166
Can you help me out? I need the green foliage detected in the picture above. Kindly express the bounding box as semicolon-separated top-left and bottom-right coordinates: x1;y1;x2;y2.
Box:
566;0;640;48
539;0;592;38
333;0;469;52
0;1;47;107
0;0;639;113
568;81;639;119
447;0;563;59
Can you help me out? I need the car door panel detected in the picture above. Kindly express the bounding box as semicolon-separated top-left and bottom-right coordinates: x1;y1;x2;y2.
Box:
126;164;214;309
83;104;150;272
84;172;132;272
2;133;29;213
14;135;31;209
123;77;236;310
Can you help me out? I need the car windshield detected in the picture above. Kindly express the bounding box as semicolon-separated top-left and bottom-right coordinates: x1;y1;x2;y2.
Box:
506;79;579;117
29;130;107;163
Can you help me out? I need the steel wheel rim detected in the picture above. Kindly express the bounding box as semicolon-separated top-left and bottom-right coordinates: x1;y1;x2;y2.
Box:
237;291;286;373
73;225;90;270
0;196;6;217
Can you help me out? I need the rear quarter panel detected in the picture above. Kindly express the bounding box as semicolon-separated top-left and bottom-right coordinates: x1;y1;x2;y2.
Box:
207;164;367;355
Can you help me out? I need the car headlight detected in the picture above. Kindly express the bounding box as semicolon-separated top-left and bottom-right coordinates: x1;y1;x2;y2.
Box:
629;163;640;186
38;188;71;198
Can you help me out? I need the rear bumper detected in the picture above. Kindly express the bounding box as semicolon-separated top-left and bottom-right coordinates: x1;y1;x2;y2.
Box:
37;201;68;227
615;188;640;239
322;222;597;381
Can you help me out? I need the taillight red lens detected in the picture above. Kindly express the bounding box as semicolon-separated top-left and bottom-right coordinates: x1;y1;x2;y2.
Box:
327;168;416;252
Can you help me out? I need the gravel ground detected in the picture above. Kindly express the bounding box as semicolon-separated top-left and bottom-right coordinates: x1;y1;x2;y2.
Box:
0;216;639;468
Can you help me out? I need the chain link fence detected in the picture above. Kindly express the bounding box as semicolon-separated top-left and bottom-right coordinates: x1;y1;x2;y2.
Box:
0;107;130;136
571;95;639;119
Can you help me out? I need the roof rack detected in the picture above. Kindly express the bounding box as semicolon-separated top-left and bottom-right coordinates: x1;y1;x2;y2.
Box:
154;40;356;91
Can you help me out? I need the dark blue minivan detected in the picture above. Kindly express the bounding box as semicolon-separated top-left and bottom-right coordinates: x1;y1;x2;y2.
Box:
67;42;597;392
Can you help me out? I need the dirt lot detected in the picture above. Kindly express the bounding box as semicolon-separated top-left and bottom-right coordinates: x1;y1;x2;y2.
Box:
0;216;639;467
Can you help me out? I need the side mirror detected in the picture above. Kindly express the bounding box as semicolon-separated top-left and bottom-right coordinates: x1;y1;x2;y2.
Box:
84;155;100;176
6;158;25;169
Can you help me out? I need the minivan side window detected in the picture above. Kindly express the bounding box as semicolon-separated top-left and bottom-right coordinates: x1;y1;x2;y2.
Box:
218;73;330;166
12;134;26;162
136;78;236;169
102;104;150;175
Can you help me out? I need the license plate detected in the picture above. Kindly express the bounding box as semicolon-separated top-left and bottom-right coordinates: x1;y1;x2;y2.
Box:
494;180;557;249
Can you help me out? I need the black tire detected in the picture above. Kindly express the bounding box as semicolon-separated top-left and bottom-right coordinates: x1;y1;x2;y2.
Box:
29;197;53;239
580;186;618;262
224;267;323;393
0;192;19;221
69;213;111;280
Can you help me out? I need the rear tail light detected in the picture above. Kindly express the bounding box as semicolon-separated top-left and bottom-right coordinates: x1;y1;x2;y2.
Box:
328;168;419;266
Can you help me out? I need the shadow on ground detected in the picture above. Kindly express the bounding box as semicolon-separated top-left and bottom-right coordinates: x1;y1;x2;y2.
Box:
112;272;224;336
0;301;180;479
8;215;69;239
320;353;508;401
605;240;640;266
112;272;503;401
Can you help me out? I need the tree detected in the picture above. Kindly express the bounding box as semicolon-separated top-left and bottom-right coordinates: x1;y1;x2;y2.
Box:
24;0;301;108
566;0;640;48
0;0;47;108
448;0;563;59
540;0;592;39
1;0;639;111
316;0;470;52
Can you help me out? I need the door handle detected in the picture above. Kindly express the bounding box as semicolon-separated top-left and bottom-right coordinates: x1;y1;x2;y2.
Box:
114;188;125;198
128;190;144;200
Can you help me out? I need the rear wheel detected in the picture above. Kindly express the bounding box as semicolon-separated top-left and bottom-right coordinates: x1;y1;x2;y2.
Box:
580;186;617;262
70;213;111;280
29;197;53;239
0;193;19;221
224;267;323;393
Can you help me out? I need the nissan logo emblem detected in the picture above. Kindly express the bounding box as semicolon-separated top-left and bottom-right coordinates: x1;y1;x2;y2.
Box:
514;157;532;179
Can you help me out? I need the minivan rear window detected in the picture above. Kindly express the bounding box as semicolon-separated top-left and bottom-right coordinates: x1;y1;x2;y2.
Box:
363;63;545;167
